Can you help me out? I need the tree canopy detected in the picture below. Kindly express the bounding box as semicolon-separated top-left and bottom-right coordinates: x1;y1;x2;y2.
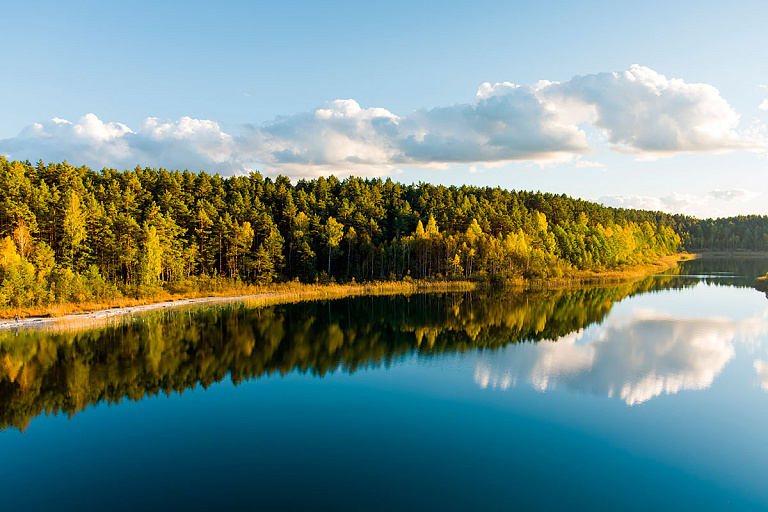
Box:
0;156;756;308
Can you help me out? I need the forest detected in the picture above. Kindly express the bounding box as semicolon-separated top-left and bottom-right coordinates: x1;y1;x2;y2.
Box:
0;156;759;309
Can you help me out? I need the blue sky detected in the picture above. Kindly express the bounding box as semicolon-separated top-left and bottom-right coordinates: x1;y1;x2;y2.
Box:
2;0;767;218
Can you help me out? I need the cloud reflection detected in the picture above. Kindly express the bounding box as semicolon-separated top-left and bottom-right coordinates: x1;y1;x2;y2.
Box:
474;309;768;405
754;360;768;390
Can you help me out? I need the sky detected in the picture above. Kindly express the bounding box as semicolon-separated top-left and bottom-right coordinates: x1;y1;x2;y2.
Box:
1;0;767;219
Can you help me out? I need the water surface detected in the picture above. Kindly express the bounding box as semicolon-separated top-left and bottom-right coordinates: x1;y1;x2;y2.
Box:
2;259;768;510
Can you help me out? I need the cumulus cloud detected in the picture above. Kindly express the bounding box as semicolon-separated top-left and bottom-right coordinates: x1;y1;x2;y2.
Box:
238;92;588;176
546;65;765;156
0;113;239;173
239;99;404;176
708;188;759;202
574;159;606;170
468;165;483;174
133;117;239;171
474;308;768;405
760;86;768;111
1;65;765;177
396;86;588;163
6;114;134;165
598;193;697;213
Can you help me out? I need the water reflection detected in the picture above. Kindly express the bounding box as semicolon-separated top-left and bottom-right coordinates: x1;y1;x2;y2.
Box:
1;262;767;431
661;257;768;287
754;360;768;390
0;275;691;431
475;308;768;404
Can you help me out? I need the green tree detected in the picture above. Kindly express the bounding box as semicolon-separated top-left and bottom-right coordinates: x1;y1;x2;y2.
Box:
138;224;163;292
230;221;255;277
61;190;87;267
323;217;344;274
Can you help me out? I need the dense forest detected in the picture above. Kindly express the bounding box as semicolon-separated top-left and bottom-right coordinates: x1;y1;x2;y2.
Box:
675;215;768;251
0;157;760;308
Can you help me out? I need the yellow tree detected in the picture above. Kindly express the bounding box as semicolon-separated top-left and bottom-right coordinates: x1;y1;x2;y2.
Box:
139;224;163;291
324;217;344;274
61;190;86;268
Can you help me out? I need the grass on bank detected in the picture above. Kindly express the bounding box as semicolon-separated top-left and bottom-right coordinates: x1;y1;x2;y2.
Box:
0;278;480;320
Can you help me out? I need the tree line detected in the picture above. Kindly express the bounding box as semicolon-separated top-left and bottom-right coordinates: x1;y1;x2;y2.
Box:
674;215;768;251
0;157;753;307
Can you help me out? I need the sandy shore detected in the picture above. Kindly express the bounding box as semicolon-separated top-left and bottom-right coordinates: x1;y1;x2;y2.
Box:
0;293;279;331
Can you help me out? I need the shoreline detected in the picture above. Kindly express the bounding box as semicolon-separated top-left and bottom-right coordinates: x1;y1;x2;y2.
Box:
690;251;768;259
0;254;693;331
526;253;691;289
0;281;478;331
0;293;278;331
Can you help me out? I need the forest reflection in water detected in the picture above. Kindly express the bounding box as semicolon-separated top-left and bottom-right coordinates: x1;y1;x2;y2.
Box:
0;270;710;432
658;256;768;287
474;257;768;404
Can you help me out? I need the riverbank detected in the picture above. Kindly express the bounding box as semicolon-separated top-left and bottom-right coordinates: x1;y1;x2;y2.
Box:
0;254;692;330
0;279;478;331
527;253;694;289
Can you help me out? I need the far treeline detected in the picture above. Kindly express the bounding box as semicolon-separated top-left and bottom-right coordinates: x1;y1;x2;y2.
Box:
0;157;761;307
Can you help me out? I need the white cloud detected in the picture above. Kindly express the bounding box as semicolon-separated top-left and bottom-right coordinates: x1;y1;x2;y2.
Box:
599;189;760;216
598;194;677;213
0;114;239;173
547;65;766;156
659;192;701;213
760;86;768;111
241;99;403;173
5;114;136;167
574;159;606;170
135;117;237;168
396;86;588;164
708;188;759;202
1;66;765;177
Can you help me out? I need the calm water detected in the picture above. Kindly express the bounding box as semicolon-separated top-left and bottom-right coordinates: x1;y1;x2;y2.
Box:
2;259;768;510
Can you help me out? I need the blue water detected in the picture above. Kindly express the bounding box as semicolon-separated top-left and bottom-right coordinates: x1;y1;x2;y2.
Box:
2;261;768;510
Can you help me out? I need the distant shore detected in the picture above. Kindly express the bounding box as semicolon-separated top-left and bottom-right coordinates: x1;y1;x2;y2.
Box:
692;251;768;259
0;254;697;331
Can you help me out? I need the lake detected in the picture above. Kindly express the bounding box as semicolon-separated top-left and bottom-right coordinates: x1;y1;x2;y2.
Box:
1;258;768;510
